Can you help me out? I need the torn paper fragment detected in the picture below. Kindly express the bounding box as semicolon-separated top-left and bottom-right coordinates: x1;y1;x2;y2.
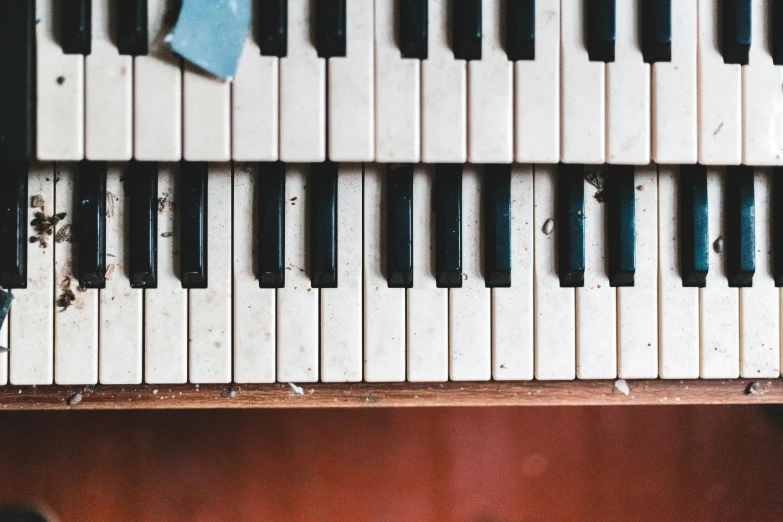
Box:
0;289;13;331
167;0;251;80
289;382;304;395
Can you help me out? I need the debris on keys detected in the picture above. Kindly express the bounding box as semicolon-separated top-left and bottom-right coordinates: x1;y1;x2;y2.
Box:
614;379;630;396
289;382;304;395
0;288;13;331
66;392;83;406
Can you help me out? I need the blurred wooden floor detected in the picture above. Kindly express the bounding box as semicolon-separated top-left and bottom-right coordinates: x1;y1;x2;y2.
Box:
0;406;782;521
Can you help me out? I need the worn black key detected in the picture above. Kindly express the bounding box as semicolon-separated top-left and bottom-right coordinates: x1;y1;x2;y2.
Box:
61;0;92;55
0;0;35;161
642;0;671;63
607;165;635;287
400;0;428;59
0;161;27;289
453;0;482;60
180;162;208;289
587;0;615;62
316;0;346;58
484;165;511;288
128;162;157;289
774;167;783;286
77;161;107;289
558;164;585;287
722;0;751;65
117;0;148;56
435;164;462;288
387;164;414;288
258;162;285;289
258;0;287;57
725;166;755;287
680;164;709;287
310;162;338;288
773;0;783;65
507;0;535;61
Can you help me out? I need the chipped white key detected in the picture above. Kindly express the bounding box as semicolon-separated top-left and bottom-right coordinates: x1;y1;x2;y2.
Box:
183;64;231;161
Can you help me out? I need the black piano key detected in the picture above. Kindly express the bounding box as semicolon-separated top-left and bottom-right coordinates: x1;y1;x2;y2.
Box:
506;0;535;61
680;164;709;288
258;0;287;57
180;162;208;289
77;161;107;289
117;0;148;56
773;0;783;65
484;165;511;288
436;164;462;288
642;0;671;63
774;167;783;286
726;166;755;287
722;0;751;65
61;0;92;55
0;161;27;289
0;0;35;161
453;0;482;61
558;164;585;287
587;0;616;62
316;0;346;58
607;165;635;287
387;164;414;288
310;162;338;288
258;162;285;289
399;0;428;59
128;162;157;289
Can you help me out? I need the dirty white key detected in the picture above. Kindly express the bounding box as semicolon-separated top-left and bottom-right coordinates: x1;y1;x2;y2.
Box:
560;0;604;163
134;0;182;161
36;0;84;160
492;165;533;380
741;169;780;377
328;0;374;161
697;0;741;165
277;165;318;382
99;166;142;384
145;164;187;384
617;165;658;379
364;164;406;382
279;0;326;162
534;165;575;379
421;0;467;162
321;165;363;382
189;164;232;383
658;166;699;378
183;64;230;161
515;0;559;163
606;0;649;164
407;165;447;381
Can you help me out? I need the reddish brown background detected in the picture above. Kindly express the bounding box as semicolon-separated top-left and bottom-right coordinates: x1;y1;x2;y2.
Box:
0;406;782;521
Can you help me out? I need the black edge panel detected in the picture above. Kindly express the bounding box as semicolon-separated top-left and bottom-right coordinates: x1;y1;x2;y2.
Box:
316;0;347;58
399;0;428;59
310;162;338;288
484;164;511;288
607;165;635;287
680;164;709;287
387;164;414;289
774;0;783;65
435;164;462;288
128;161;158;289
180;162;208;289
0;161;28;289
726;166;755;287
722;0;751;65
77;161;107;289
775;167;783;286
61;0;92;55
453;0;482;60
558;164;585;287
0;0;35;161
642;0;672;63
258;162;285;289
587;0;615;62
506;0;535;61
259;0;288;57
117;0;148;56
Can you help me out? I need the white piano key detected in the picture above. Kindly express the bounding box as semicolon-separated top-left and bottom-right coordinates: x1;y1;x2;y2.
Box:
277;164;318;382
9;164;55;385
560;0;604;164
188;164;232;383
0;312;6;385
467;0;512;163
740;169;780;377
697;0;741;165
99;166;142;384
700;168;739;378
36;0;84;160
54;165;98;384
421;0;467;163
279;0;326;162
576;167;617;378
364;164;406;382
182;64;231;161
514;0;560;163
233;163;276;384
328;0;374;162
321;165;363;382
606;0;649;164
652;0;697;164
492;164;533;380
134;0;182;161
374;0;420;162
658;166;699;378
84;0;132;160
145;163;187;384
617;165;658;379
